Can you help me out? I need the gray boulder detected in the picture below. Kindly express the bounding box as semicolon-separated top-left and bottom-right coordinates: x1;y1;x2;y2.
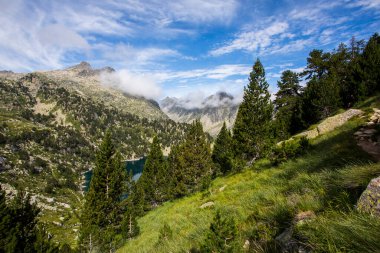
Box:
357;176;380;217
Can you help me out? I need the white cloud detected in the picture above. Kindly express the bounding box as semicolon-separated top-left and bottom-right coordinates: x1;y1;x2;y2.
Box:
0;1;89;70
152;64;251;82
38;24;89;49
347;0;380;10
110;0;239;25
97;43;181;68
100;70;161;99
209;22;289;56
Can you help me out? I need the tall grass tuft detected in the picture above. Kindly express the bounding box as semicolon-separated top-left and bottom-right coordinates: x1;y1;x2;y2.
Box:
296;211;380;253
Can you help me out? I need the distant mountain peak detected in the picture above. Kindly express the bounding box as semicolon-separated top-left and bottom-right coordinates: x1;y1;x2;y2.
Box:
68;61;92;71
160;91;239;136
65;62;115;77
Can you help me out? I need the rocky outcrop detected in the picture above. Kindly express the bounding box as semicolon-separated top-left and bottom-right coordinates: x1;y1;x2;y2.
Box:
357;176;380;217
354;108;380;161
275;211;316;253
295;109;363;139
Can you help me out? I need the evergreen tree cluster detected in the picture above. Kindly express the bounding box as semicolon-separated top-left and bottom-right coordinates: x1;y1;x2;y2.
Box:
138;120;213;210
274;33;380;139
0;188;72;253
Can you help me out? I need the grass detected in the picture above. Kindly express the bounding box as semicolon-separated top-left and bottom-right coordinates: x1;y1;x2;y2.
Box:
296;211;380;253
119;112;380;253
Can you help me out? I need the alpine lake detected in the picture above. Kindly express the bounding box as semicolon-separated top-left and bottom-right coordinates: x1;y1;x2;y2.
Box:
82;157;146;192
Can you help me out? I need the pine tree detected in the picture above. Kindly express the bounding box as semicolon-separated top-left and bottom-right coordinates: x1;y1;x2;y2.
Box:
119;170;141;241
80;130;126;251
200;211;238;253
360;33;380;93
233;59;274;160
0;187;12;251
169;120;213;197
121;203;140;240
138;136;168;209
274;70;303;140
212;122;234;175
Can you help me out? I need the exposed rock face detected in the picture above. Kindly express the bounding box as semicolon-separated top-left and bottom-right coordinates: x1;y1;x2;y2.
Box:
40;62;167;120
161;92;239;136
357;176;380;217
295;109;363;139
67;61;115;77
354;108;380;161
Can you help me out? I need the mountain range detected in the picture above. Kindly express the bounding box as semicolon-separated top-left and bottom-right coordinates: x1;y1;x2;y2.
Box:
161;92;239;136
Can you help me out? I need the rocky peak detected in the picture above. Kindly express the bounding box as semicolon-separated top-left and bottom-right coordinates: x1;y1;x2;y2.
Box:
68;61;92;71
66;62;116;77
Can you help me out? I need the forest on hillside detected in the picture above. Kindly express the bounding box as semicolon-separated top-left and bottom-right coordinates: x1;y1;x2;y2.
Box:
1;33;379;252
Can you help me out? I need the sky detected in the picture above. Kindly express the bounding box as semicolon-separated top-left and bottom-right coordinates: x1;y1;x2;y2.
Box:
1;0;379;101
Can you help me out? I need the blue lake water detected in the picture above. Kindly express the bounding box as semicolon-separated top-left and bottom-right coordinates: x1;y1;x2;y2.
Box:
83;157;146;192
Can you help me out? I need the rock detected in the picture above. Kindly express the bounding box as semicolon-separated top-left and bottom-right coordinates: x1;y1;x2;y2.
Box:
0;157;6;171
200;201;214;209
357;176;380;217
366;121;376;127
317;109;363;135
295;109;363;140
370;115;379;122
294;211;316;225
219;185;227;192
52;221;62;227
243;239;250;249
363;129;377;135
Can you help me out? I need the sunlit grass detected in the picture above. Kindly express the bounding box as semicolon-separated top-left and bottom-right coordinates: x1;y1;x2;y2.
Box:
119;113;380;253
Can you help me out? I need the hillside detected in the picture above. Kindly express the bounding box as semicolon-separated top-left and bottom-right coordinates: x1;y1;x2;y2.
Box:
0;72;188;246
161;92;239;136
119;97;380;252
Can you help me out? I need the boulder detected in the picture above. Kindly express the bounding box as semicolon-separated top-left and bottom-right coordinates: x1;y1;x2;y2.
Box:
219;185;227;192
357;176;380;217
294;210;316;225
200;201;214;209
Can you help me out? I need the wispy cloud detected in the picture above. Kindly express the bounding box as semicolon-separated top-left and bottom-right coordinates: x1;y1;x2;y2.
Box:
210;22;289;56
152;64;250;82
101;70;162;99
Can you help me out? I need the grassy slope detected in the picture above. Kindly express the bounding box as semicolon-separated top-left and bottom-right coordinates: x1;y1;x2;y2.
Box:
119;100;380;252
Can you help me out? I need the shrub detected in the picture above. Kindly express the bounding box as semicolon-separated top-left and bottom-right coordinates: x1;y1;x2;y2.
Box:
271;137;310;165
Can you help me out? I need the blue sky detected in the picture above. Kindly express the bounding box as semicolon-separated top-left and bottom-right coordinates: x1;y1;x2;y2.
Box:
1;0;379;100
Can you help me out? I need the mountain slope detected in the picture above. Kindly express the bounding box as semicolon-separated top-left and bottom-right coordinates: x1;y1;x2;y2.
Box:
0;71;188;246
41;62;168;120
161;92;239;136
119;99;380;252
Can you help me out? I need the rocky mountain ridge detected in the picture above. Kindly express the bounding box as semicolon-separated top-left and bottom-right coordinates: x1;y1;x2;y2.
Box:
161;91;239;136
15;62;168;120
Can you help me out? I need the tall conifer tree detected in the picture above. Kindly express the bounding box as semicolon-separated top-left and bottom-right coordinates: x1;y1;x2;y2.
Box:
212;122;234;175
169;120;213;197
80;130;126;251
274;70;303;140
233;59;274;160
138;136;168;209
